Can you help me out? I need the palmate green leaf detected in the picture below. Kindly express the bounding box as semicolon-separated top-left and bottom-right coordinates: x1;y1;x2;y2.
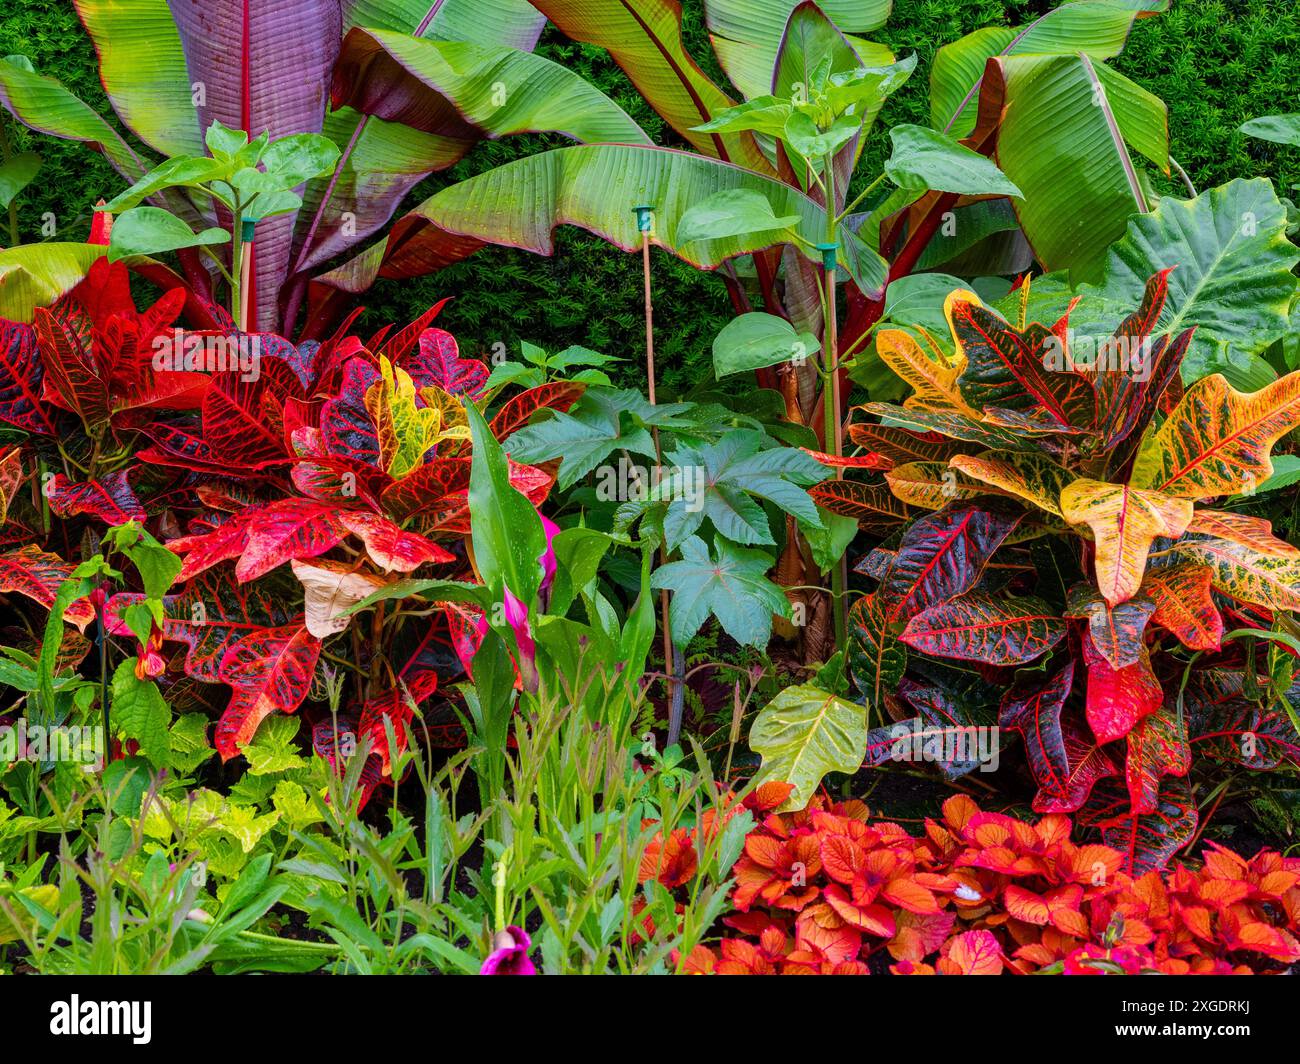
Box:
748;683;868;812
650;535;788;647
653;430;828;550
884;124;1021;198
311;144;889;305
504;387;691;490
705;0;892;102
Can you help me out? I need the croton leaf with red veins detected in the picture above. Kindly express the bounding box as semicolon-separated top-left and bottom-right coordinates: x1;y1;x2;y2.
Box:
108;570;300;686
809;479;913;531
1027;718;1119;816
1139;563;1223;651
1082;638;1163;744
490;381;586;440
900;591;1064;665
885;678;1000;780
1089;270;1190;450
335;511;454;572
1125;702;1191;815
1064;583;1155;670
949;300;1096;432
33;303;110;432
46;471;146;525
407;328;488;398
879;505;1021;624
1186;672;1300;770
0;545;95;631
216;623;321;759
999;663;1074;807
1081;776;1198;875
0;319;59;434
169;499;347;582
846;423;973;467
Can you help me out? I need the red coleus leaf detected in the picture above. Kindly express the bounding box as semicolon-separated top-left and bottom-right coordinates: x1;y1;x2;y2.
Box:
938;928;1004;975
46;471;146;525
215;623;321;760
1082;638;1163;743
0;319;59;434
0;544;95;630
880;505;1021;624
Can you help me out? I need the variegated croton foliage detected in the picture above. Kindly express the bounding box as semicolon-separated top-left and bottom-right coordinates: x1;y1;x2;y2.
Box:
818;269;1300;872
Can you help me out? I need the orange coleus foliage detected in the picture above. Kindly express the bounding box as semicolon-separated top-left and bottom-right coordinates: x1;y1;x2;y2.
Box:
684;790;1300;975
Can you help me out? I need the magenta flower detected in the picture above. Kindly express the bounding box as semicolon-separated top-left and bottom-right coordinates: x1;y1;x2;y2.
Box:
539;514;560;592
503;584;539;693
480;926;536;975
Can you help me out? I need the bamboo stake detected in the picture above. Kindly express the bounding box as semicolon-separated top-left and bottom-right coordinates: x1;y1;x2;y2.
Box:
634;205;685;745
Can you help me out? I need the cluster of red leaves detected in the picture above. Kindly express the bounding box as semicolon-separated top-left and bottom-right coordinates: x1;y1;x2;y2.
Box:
665;789;1300;975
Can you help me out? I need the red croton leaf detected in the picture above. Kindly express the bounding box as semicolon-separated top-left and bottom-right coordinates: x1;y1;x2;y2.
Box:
950;300;1096;432
900;591;1064;665
491;381;586;440
0;544;95;630
1125;702;1191;815
1064;583;1156;669
999;662;1074;804
1082;638;1163;743
407;327;488;397
1080;776;1198;876
0;319;59;434
336;511;454;571
880;505;1021;624
46;471;146;525
216;622;321;760
1140;563;1223;651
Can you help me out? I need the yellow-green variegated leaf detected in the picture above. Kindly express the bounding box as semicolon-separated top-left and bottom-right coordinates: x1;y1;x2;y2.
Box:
1132;372;1300;500
949;451;1076;519
1171;538;1300;612
1059;478;1193;606
749;683;867;811
885;461;989;509
1186;509;1299;559
875;324;974;415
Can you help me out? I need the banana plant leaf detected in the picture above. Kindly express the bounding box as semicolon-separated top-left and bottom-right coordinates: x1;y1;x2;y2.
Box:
307;143;889;319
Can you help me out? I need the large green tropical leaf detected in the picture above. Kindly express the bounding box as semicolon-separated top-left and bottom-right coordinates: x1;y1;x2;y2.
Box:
0;243;107;321
310;143;888;306
984;52;1148;282
529;0;769;170
341;0;547;49
74;0;200;156
748;683;868;810
706;0;891;101
332;29;651;145
930;0;1167;137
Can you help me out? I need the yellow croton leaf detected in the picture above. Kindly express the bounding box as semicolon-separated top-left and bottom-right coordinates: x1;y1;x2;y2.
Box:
365;357;441;479
1186;508;1300;559
1059;479;1194;606
1131;371;1300;500
1170;537;1300;612
419;385;472;446
291;559;391;639
949;451;1076;519
884;461;990;509
874;325;975;415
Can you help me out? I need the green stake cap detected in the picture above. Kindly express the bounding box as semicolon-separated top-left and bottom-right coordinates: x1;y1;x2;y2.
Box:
815;241;838;271
239;217;257;242
632;205;655;233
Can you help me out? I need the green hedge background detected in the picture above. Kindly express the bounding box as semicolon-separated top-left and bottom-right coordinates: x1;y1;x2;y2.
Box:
2;0;1297;393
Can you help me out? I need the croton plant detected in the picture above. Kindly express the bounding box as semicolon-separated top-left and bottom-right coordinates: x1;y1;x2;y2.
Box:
0;221;578;805
800;269;1300;873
